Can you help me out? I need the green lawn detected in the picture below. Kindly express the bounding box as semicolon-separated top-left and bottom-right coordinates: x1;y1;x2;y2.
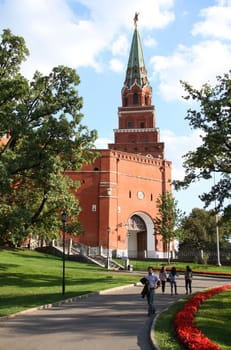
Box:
116;258;231;274
0;248;141;317
1;248;231;350
154;300;187;350
154;290;231;350
195;290;231;350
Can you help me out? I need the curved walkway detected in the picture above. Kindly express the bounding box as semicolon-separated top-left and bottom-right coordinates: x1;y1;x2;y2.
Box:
0;275;230;350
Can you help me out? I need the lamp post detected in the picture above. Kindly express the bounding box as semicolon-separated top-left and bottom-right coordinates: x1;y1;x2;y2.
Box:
106;226;111;269
214;173;221;266
61;211;68;294
215;213;221;266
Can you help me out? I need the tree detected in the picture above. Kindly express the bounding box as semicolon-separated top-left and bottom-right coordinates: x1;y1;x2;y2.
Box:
153;191;185;263
180;208;219;250
174;71;231;217
178;208;231;262
0;29;98;246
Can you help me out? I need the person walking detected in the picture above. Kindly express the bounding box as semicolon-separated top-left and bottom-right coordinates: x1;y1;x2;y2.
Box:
185;265;193;294
143;266;160;316
168;266;178;296
159;266;167;294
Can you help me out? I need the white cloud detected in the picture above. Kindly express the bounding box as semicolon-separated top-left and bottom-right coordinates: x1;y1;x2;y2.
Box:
76;0;175;30
161;129;213;213
0;0;175;78
161;129;203;180
192;1;231;40
109;58;124;72
148;1;231;101
111;35;129;56
150;40;231;101
0;0;108;77
144;35;157;48
94;137;112;149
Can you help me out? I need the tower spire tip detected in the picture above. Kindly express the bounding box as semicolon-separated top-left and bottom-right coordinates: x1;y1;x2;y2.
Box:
133;12;139;28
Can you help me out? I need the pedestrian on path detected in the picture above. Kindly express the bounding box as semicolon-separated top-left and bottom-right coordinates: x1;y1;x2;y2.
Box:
185;265;193;294
168;266;178;296
159;266;167;294
143;266;160;316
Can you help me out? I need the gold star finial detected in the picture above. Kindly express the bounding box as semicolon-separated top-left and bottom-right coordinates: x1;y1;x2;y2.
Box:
134;12;139;27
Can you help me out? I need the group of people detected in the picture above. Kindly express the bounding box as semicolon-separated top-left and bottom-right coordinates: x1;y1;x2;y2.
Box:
158;265;192;295
141;265;193;316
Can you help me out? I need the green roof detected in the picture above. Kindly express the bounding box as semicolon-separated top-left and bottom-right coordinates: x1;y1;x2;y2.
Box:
125;28;148;89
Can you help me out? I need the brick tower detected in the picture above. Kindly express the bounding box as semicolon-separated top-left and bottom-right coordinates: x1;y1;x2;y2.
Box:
108;22;164;161
67;17;172;259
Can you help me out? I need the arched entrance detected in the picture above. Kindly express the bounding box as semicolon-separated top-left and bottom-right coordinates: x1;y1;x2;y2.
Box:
127;212;155;259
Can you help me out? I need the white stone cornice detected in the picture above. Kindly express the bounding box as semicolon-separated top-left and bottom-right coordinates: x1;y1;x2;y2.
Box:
119;109;154;114
113;128;158;133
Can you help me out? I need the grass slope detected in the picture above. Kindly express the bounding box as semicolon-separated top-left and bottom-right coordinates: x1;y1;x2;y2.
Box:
0;248;140;317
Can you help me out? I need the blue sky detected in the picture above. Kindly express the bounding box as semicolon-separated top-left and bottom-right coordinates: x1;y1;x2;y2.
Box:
0;0;230;214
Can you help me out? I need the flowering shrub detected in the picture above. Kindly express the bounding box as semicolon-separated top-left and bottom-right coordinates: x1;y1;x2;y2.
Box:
174;285;231;350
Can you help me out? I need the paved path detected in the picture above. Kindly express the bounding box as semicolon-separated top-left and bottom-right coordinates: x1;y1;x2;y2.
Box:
0;275;230;350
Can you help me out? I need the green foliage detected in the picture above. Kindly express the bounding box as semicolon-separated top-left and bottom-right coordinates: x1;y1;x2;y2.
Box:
179;208;230;252
153;192;185;261
0;29;98;246
174;71;231;217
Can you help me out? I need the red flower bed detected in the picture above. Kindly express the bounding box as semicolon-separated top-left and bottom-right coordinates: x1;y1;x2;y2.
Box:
174;285;231;350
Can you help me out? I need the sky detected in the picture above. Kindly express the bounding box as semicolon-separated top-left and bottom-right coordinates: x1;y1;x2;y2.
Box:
0;0;230;215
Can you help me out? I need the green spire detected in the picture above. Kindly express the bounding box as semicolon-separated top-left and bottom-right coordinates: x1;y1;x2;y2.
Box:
124;27;148;89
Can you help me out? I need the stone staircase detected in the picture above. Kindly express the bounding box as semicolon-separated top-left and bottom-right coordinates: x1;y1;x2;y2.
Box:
42;241;125;270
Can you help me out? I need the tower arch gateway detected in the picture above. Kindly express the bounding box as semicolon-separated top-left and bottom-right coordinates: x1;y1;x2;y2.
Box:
127;213;155;259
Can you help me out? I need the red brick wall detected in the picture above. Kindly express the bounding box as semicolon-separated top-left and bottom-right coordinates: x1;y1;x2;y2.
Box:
66;149;172;256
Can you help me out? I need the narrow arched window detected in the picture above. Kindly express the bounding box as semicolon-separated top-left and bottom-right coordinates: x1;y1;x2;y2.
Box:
123;97;128;107
133;92;138;104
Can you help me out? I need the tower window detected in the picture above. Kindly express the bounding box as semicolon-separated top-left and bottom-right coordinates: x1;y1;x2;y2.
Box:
133;92;138;105
129;190;131;198
127;121;133;128
140;121;145;128
123;97;128;107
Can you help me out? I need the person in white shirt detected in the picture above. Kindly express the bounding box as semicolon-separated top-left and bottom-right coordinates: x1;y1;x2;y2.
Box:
145;266;160;316
159;266;167;293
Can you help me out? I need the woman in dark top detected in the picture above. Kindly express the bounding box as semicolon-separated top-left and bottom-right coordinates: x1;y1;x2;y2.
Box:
185;265;193;294
168;266;178;295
